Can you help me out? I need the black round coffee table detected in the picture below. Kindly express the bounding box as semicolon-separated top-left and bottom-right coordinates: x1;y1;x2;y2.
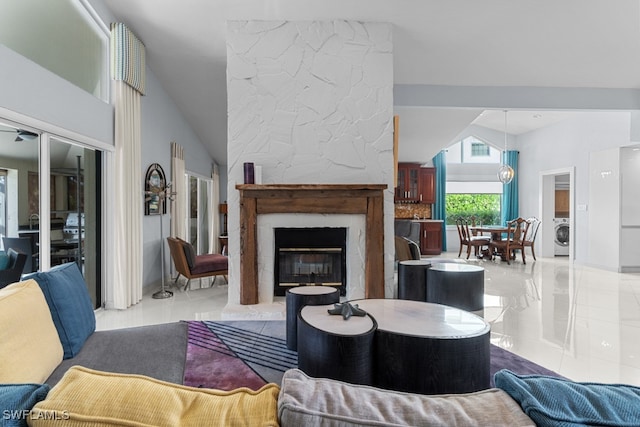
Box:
354;299;490;395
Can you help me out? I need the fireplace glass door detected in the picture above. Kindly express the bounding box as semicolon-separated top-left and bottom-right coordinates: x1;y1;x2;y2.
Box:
274;227;346;296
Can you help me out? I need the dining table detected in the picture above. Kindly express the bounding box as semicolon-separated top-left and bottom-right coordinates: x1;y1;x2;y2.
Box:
469;225;510;260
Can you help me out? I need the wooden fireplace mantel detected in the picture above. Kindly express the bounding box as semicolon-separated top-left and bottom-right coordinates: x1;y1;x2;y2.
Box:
236;184;387;305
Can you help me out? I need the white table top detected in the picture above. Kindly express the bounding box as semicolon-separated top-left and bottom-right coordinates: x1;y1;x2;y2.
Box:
353;299;489;339
398;259;433;266
429;263;484;273
300;304;375;335
287;286;339;296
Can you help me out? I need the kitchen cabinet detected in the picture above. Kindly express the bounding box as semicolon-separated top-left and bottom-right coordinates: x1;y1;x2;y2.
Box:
418;220;443;255
395;164;436;204
555;190;569;216
396;163;420;202
419;167;435;204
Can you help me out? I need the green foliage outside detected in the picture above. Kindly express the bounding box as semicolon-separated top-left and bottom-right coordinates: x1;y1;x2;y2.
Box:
445;194;501;225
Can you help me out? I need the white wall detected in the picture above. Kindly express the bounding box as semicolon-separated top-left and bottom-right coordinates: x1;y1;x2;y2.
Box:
226;20;395;305
517;112;631;264
140;70;215;292
588;147;620;270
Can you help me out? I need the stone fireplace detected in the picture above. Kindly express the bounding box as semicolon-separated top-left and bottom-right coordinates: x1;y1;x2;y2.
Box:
225;20;394;311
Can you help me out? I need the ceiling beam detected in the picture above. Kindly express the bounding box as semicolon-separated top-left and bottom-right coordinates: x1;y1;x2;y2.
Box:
394;85;640;111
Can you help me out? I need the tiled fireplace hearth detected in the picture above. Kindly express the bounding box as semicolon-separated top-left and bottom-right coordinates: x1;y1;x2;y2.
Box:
236;184;386;305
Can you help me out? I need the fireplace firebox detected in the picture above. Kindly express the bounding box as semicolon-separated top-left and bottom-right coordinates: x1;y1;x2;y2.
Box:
274;227;347;296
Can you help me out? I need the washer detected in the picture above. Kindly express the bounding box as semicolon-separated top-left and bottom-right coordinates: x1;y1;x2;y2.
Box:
554;218;569;256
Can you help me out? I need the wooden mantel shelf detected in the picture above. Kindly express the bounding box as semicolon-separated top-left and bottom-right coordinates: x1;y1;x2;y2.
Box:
236;183;387;305
236;184;388;191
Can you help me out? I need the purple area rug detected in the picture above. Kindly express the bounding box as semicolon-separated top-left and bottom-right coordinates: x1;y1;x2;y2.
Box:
489;345;563;387
184;320;562;391
184;321;297;391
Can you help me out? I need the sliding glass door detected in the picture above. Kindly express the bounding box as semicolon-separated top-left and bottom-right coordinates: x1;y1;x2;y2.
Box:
0;120;103;307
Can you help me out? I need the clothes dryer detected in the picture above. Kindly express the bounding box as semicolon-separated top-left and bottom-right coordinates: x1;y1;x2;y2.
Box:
553;218;569;256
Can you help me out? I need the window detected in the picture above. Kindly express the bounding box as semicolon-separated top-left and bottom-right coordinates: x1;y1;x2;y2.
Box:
445;193;501;225
0;0;109;101
447;136;501;164
188;174;213;254
471;142;490;157
445;182;503;225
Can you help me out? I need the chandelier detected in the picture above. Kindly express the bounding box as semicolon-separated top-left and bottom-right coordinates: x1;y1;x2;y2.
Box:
497;110;515;184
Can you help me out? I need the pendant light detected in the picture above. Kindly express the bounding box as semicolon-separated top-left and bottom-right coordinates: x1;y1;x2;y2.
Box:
497;110;514;184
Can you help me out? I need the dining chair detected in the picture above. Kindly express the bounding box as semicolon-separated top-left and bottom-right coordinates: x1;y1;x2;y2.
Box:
524;217;541;261
455;217;490;259
0;249;28;289
3;237;35;273
489;217;530;265
469;215;484;236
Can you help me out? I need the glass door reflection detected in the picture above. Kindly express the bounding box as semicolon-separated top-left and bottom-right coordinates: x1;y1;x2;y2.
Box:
49;137;100;307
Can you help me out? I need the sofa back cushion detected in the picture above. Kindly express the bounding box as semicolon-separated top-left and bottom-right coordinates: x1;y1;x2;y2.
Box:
30;366;280;427
0;280;63;383
278;368;536;426
25;262;96;359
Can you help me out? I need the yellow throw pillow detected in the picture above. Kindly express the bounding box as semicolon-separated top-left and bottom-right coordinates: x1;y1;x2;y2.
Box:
0;280;63;383
29;366;280;427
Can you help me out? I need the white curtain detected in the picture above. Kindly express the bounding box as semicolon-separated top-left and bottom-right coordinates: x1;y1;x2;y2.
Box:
113;81;143;309
170;142;186;240
209;163;220;254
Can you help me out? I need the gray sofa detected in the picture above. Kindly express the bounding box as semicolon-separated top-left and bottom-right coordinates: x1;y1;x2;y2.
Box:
46;322;187;386
3;265;638;427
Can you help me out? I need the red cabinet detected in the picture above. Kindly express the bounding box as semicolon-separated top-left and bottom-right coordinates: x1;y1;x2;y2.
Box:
420;221;443;255
395;164;436;204
419;168;435;204
395;163;420;202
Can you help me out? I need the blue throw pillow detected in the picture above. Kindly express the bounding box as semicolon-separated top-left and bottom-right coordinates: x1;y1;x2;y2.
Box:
24;263;95;359
495;369;640;427
0;383;50;427
0;251;10;270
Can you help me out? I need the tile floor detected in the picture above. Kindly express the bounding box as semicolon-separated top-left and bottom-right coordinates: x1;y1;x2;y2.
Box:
95;252;640;386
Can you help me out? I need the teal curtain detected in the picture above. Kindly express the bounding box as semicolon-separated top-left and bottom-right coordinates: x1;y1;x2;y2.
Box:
432;151;447;251
500;150;519;225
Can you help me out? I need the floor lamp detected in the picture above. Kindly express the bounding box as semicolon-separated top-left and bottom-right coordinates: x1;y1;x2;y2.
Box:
146;182;176;299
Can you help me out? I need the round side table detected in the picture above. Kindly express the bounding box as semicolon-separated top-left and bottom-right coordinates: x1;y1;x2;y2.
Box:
285;286;340;350
297;304;376;386
426;263;485;313
397;259;431;301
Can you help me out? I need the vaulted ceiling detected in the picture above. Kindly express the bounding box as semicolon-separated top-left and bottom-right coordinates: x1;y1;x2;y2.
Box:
100;0;640;164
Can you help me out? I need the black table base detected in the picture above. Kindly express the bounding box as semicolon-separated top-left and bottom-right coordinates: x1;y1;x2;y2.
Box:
297;312;376;386
374;328;490;394
285;287;340;350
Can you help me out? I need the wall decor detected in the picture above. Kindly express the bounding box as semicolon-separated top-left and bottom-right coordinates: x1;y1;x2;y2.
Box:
144;163;167;215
